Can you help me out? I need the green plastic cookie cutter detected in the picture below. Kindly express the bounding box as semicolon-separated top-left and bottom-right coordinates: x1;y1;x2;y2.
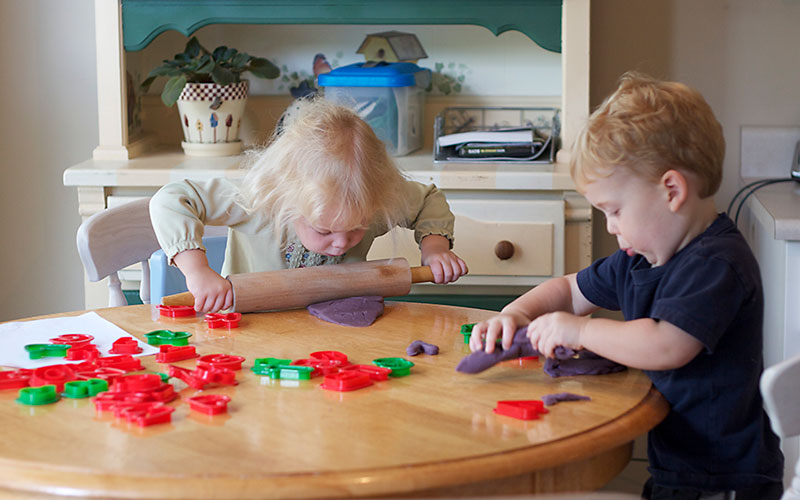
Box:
251;357;291;376
17;385;59;405
144;330;192;346
62;378;108;399
24;343;71;359
267;365;314;380
460;323;476;344
372;357;415;377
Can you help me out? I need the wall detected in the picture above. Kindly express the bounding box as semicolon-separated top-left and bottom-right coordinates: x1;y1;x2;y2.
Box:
590;0;800;259
2;0;800;320
0;0;96;321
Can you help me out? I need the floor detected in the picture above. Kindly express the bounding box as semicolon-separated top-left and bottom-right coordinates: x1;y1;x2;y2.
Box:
599;435;649;497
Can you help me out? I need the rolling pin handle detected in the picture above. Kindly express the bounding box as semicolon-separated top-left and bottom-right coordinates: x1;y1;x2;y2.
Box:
161;291;195;307
410;266;435;284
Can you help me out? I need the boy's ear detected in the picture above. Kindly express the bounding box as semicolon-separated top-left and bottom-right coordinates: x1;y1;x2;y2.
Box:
661;169;689;212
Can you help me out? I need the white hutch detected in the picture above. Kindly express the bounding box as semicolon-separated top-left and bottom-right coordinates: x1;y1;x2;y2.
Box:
65;0;592;310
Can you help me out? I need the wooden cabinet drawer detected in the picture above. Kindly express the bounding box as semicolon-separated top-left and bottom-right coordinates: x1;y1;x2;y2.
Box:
368;198;565;283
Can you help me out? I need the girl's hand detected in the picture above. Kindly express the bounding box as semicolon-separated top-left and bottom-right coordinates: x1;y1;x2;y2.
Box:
469;312;529;353
173;249;233;313
184;267;233;313
526;311;588;358
420;234;468;283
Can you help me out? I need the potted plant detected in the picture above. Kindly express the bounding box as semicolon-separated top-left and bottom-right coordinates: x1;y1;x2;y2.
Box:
142;36;279;156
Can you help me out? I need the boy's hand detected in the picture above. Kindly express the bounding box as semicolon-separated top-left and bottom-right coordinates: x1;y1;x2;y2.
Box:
173;248;233;313
469;312;529;353
420;234;468;284
526;311;589;358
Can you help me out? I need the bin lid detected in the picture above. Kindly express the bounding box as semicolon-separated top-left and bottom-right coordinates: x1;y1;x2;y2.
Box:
318;62;430;88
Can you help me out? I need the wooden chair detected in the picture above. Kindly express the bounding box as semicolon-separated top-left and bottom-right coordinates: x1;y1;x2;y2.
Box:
761;353;800;500
76;198;160;306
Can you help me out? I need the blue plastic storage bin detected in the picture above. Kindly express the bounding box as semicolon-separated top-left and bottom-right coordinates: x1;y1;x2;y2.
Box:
318;62;431;156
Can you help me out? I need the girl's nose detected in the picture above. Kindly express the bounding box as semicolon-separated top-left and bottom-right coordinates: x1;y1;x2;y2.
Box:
332;232;349;248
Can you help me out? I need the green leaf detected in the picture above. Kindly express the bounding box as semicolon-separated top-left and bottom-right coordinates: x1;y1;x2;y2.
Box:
196;54;214;74
140;75;156;91
161;75;186;107
185;37;201;58
231;52;250;70
211;64;236;86
222;48;236;61
248;58;280;79
212;46;228;61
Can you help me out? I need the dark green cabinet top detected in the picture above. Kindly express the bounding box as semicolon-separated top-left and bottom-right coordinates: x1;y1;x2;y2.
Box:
121;0;562;53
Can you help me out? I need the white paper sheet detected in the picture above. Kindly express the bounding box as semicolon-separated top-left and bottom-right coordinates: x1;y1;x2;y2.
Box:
0;312;157;369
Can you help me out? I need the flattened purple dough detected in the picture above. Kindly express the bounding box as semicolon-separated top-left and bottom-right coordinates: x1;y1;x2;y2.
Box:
407;340;439;356
456;325;625;378
307;296;384;327
456;326;554;373
541;392;592;406
543;350;626;378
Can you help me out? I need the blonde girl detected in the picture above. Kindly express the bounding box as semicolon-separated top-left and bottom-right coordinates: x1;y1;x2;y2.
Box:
150;98;467;312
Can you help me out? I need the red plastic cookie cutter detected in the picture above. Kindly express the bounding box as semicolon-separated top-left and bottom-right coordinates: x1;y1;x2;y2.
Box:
29;364;78;392
93;391;148;411
155;344;198;363
50;334;94;349
157;304;196;318
115;402;175;427
493;400;549;420
168;365;236;390
0;369;32;390
204;312;242;329
291;358;340;377
111;373;163;393
197;354;245;371
195;366;237;386
341;364;393;381
320;370;373;392
76;366;127;385
187;394;231;415
66;344;101;361
310;351;350;366
109;337;143;354
96;355;143;372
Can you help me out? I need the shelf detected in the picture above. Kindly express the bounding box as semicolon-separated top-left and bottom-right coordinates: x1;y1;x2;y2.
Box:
120;0;562;53
64;146;576;191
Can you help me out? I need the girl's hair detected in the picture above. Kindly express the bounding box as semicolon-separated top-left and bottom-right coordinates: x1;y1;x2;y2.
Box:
570;72;724;198
237;97;410;235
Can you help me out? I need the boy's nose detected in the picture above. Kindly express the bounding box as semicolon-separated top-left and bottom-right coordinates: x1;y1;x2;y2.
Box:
606;218;618;234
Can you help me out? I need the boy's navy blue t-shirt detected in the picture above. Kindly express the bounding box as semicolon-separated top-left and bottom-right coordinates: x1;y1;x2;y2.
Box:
576;213;783;491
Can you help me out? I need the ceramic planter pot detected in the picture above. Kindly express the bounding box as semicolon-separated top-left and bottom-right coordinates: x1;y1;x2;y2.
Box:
176;81;248;157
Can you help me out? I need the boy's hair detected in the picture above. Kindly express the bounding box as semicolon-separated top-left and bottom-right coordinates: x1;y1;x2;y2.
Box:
570;72;725;198
238;97;409;235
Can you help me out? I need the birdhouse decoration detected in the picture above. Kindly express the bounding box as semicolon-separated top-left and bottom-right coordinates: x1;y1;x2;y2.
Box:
356;31;428;64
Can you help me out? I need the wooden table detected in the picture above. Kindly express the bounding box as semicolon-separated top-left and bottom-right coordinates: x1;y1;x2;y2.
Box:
0;302;668;499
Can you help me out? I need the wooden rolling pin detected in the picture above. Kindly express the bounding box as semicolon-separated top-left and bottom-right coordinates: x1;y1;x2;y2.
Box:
161;258;435;313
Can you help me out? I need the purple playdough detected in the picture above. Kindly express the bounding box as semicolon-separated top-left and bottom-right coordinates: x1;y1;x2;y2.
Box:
543;350;625;378
455;326;625;378
541;392;592;406
306;296;384;327
407;340;439;356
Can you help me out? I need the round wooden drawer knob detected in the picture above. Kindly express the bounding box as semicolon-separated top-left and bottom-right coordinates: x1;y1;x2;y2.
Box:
494;240;515;260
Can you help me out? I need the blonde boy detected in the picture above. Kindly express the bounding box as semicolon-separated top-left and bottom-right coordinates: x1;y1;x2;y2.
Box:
471;73;783;499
